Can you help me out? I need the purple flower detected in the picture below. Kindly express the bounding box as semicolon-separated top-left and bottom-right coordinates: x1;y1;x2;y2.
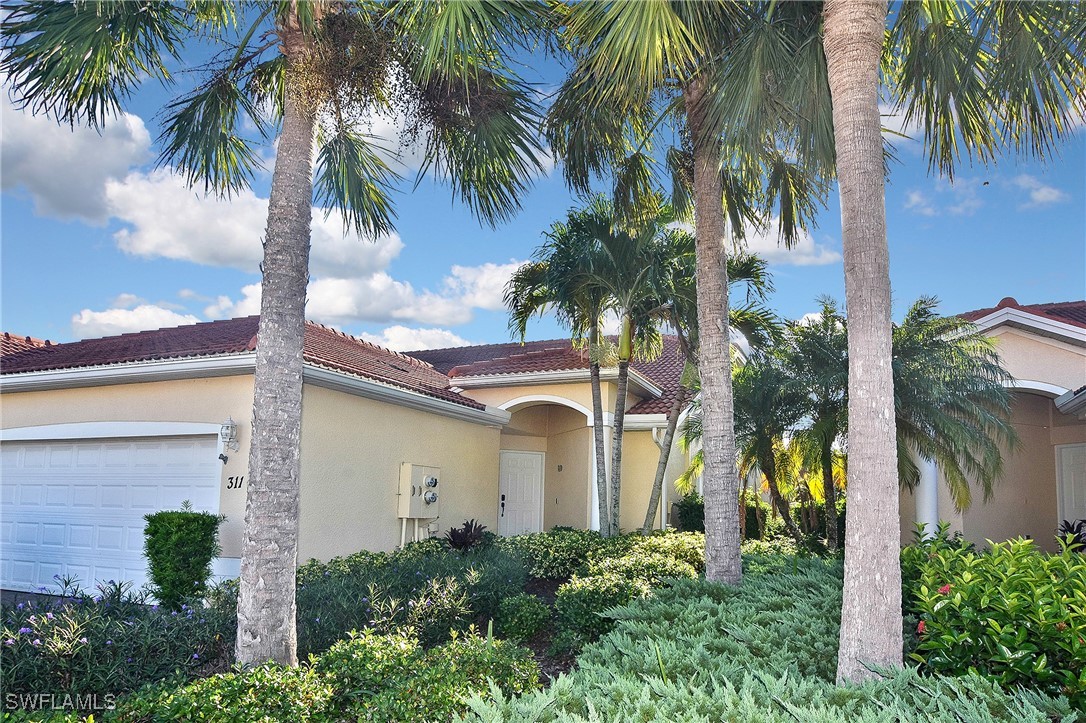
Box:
192;653;200;660
171;611;178;616
31;639;41;646
151;605;158;611
4;639;14;645
126;657;132;663
16;603;24;610
46;612;54;620
18;627;31;634
79;637;88;644
106;640;113;646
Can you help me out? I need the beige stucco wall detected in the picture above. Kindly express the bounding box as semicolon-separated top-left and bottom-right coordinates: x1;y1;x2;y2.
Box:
618;430;665;532
544;423;591;529
298;384;501;561
1;376;256;558
989;328;1085;392
463;381;607;418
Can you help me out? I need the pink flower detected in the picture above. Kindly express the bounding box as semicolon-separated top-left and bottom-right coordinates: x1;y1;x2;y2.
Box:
937;584;952;595
917;620;926;635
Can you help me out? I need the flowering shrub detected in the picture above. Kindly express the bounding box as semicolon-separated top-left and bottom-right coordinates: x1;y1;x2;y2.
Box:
0;579;235;713
906;535;1086;706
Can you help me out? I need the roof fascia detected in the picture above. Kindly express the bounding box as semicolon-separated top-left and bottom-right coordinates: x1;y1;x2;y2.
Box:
302;364;510;427
969;307;1086;347
0;354;256;392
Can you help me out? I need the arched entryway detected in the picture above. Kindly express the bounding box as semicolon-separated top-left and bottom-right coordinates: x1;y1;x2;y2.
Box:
496;397;598;534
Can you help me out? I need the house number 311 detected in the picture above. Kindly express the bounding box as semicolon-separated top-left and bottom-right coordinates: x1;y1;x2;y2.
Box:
227;476;245;490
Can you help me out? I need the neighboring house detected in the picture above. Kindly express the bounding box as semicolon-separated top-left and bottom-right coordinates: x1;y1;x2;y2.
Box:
900;297;1086;551
0;317;688;594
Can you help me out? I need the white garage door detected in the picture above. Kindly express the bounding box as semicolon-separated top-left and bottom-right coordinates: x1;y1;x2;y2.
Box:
1;436;221;594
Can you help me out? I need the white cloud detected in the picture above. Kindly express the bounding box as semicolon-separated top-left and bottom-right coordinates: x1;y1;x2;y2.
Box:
441;261;523;311
203;284;263;319
105;169;404;277
904;190;936;216
880;103;923;149
1;98;151;223
1013;174;1068;209
359;326;471;351
902;178;983;217
111;293;145;309
71;304;200;339
738;220;842;266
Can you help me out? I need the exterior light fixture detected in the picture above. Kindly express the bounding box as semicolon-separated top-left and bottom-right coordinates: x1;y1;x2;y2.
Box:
220;416;240;452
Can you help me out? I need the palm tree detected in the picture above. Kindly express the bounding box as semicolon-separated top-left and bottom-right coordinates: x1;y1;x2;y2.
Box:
784;298;848;550
506;205;613;536
547;1;827;582
4;0;546;665
702;0;1085;680
640;250;777;534
893;297;1017;511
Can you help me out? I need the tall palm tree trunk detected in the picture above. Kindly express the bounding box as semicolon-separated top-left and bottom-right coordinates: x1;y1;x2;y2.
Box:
589;324;610;536
686;76;741;584
763;460;805;545
641;386;688;534
608;358;631;534
821;432;838;550
823;0;903;684
236;17;316;667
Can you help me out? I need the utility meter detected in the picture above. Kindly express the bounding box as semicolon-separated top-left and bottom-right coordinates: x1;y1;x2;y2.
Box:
398;463;441;518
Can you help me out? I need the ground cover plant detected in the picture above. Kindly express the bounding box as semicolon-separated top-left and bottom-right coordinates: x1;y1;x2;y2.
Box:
464;556;1082;722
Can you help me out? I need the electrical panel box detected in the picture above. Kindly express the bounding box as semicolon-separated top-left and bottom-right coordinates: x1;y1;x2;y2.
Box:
398;463;441;518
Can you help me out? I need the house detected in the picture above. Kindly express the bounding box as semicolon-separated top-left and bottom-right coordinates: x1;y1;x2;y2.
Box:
0;317;689;594
900;297;1086;550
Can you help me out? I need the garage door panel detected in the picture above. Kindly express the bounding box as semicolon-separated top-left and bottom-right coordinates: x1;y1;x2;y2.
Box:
1;436;220;593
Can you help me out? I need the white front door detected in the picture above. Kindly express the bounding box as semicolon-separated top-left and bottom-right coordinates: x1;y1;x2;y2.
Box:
1057;443;1086;524
498;451;543;535
0;436;221;593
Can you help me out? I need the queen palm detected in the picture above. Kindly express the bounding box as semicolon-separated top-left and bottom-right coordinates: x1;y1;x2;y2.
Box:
4;0;545;665
548;0;827;582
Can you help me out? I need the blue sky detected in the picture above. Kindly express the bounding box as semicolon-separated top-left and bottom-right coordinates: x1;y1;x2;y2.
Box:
1;41;1083;351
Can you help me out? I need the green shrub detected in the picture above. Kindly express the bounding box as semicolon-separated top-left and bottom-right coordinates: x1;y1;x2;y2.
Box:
295;544;526;656
465;563;1079;722
314;628;538;722
585;551;698;585
1;579;235;713
674;493;704;532
627;531;706;573
142;504;223;611
496;594;550;642
906;536;1086;706
554;573;651;641
108;664;335;722
741;536;800;557
496;527;606;579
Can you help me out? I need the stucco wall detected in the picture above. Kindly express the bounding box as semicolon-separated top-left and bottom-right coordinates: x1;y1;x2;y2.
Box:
298;384;501;561
544;422;591;529
1;376;256;558
962;393;1060;550
989;329;1085;392
618;430;663;532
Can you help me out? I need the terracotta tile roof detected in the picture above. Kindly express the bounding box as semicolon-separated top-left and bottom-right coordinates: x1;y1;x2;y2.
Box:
0;317;483;410
1;333;51;355
960;297;1086;331
408;336;686;415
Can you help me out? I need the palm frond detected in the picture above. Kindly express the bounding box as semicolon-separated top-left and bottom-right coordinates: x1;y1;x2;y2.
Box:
314;128;401;239
2;0;188;129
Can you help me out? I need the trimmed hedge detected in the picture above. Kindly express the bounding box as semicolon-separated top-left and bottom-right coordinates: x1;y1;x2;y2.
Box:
143;506;223;611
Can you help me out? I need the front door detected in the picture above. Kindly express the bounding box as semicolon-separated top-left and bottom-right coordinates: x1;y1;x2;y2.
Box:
498;450;543;535
1057;443;1086;524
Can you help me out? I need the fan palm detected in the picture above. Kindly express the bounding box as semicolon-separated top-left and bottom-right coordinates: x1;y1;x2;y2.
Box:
3;0;546;665
704;0;1085;680
547;0;828;582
